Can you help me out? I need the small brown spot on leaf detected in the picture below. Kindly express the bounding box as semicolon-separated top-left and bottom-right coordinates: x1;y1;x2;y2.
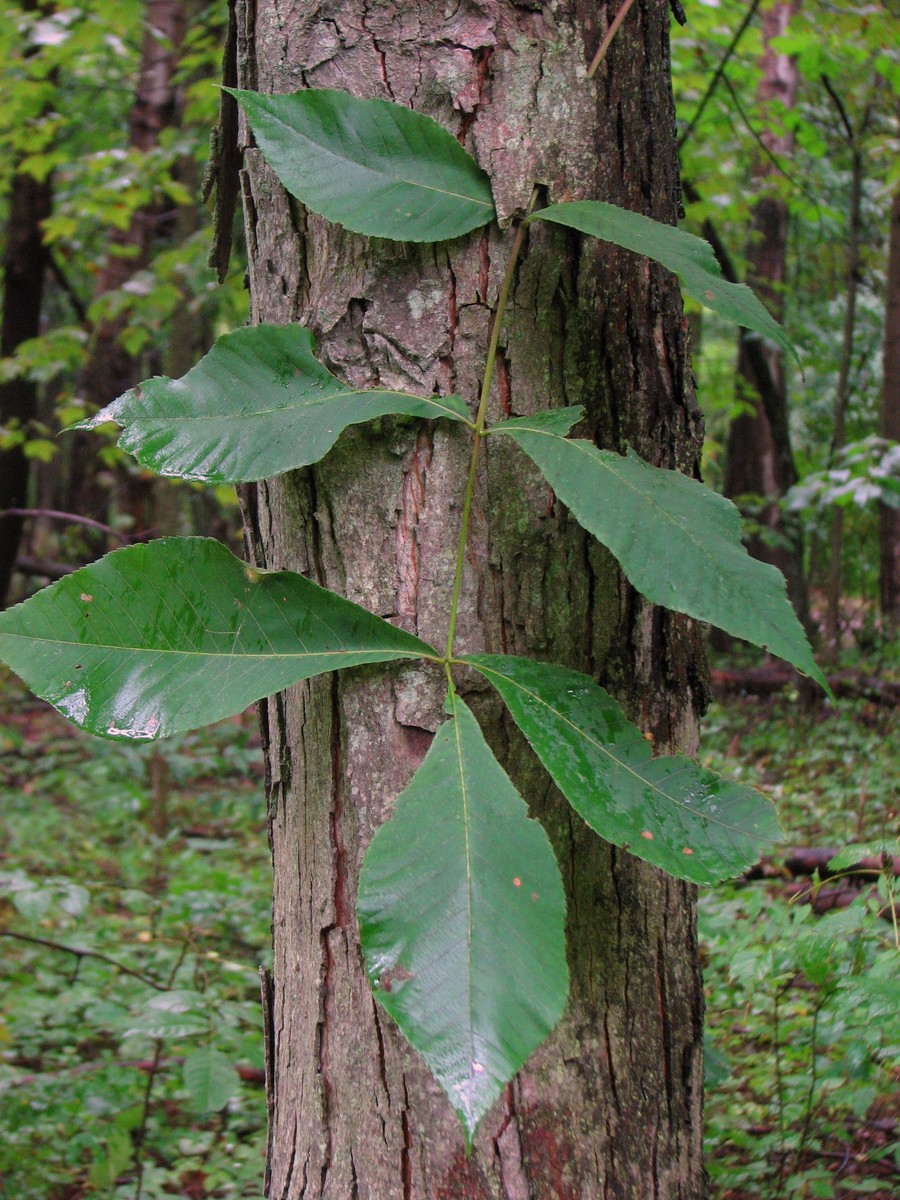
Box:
472;1061;484;1073
379;962;413;994
682;847;694;855
80;593;92;602
531;892;539;902
513;876;522;887
643;731;653;741
641;830;654;840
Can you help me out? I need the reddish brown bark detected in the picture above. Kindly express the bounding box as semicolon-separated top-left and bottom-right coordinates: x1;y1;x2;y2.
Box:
236;2;708;1196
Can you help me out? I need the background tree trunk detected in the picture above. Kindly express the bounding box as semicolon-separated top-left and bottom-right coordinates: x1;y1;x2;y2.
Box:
880;190;900;631
0;166;53;607
70;0;188;532
723;0;807;624
236;2;707;1195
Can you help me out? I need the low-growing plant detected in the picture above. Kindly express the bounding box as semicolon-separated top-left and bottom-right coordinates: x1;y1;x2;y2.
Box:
0;701;269;1198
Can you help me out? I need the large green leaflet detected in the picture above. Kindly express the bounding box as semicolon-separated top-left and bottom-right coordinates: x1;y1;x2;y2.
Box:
529;201;795;360
464;655;781;884
76;324;472;484
227;87;496;243
0;538;436;740
357;692;568;1143
490;410;827;689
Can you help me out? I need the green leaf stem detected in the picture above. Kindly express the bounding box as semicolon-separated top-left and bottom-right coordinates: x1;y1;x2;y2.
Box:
529;201;795;359
357;692;568;1143
227;87;496;242
77;324;472;483
0;538;436;740
464;655;782;883
490;411;827;689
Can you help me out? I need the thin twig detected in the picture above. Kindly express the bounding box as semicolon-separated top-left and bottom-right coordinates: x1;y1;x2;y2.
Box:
721;73;819;213
47;253;90;326
132;941;190;1200
0;507;130;546
132;1041;163;1200
821;74;855;144
678;0;764;149
771;981;789;1200
792;1001;823;1180
0;931;168;991
587;0;639;79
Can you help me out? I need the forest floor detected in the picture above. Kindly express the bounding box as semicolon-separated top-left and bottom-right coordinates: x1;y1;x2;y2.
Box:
0;655;897;1200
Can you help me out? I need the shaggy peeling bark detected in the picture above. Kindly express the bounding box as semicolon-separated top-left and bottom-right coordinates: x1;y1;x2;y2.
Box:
235;2;707;1195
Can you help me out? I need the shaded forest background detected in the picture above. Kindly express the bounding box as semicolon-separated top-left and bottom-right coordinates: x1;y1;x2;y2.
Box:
0;1;897;1197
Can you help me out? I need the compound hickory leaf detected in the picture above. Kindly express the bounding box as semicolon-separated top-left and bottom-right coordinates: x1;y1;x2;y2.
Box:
357;691;568;1144
77;324;472;483
0;538;436;740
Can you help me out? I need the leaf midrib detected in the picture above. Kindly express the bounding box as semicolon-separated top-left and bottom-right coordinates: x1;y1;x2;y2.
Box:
256;106;494;211
449;696;478;1111
0;632;435;662
130;387;472;427
467;659;752;843
503;426;793;652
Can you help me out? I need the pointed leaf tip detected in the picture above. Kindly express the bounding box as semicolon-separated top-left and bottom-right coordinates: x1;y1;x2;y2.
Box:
77;324;472;484
463;655;783;883
358;694;568;1139
0;538;436;739
529;201;797;362
490;424;826;690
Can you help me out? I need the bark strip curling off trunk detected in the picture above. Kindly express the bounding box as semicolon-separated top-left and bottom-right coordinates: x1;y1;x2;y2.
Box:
236;2;707;1196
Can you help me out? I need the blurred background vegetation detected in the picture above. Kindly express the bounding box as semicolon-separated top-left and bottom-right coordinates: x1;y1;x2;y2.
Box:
0;0;897;1196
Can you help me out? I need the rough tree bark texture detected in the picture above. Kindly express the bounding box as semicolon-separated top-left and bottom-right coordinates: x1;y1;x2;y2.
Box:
723;0;806;622
879;189;900;631
236;2;707;1196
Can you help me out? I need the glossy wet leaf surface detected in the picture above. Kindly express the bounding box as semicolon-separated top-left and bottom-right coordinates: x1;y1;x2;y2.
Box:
529;201;795;360
77;324;472;483
0;538;435;740
357;692;568;1143
228;88;496;242
464;655;782;884
492;412;826;689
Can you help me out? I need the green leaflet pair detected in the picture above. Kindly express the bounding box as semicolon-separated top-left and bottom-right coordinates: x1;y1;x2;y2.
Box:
0;87;824;1142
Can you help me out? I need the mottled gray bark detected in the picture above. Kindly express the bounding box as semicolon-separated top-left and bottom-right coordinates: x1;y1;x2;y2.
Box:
236;2;707;1196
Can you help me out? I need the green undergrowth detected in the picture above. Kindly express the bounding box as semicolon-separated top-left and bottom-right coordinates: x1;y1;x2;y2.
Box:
2;667;897;1197
0;669;270;1200
700;685;899;1199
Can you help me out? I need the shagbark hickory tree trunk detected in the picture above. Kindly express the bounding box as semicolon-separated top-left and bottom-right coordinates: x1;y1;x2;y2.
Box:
235;2;706;1196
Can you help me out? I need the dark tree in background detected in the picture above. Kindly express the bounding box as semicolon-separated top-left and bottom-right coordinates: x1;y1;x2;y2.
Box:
723;0;807;625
